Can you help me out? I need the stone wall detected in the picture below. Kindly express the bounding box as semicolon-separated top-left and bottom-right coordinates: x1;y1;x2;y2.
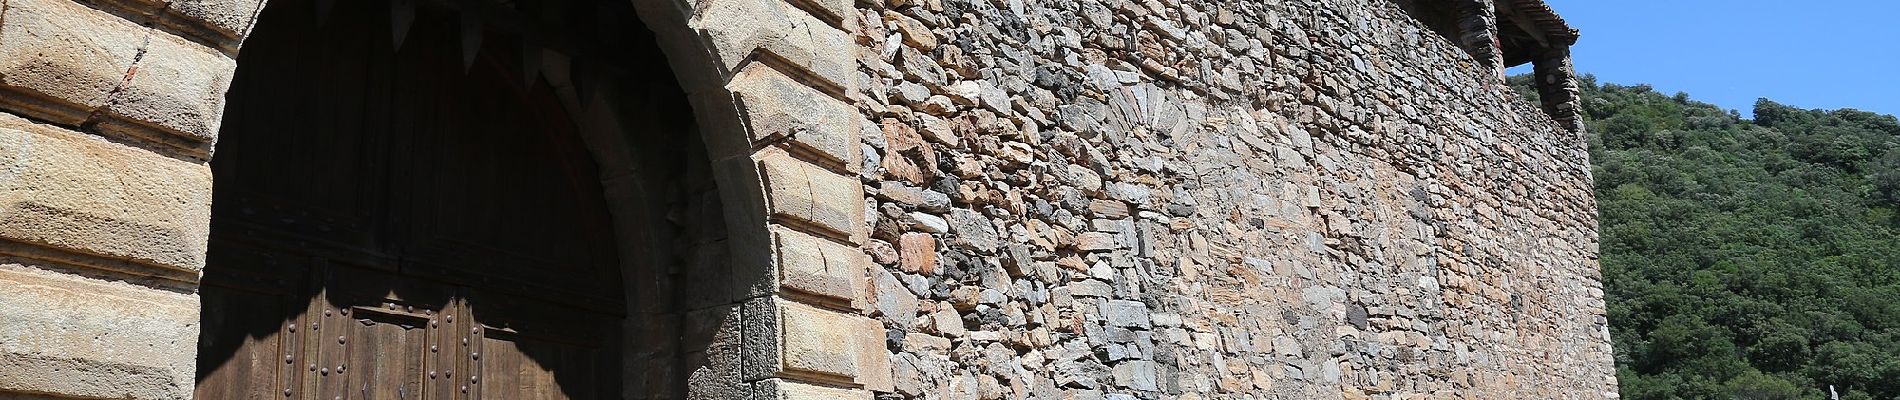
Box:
0;0;1610;397
847;0;1615;398
0;0;238;394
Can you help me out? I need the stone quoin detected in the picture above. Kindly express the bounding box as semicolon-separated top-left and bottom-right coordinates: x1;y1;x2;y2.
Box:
0;0;1608;398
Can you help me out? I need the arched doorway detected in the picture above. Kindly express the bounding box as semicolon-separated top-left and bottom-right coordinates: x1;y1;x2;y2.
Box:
192;0;706;397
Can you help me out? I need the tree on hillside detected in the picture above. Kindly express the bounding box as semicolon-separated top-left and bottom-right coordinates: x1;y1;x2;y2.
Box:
1510;74;1900;400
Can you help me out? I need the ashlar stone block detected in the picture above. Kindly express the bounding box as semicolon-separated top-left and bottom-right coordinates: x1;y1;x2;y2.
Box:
778;300;860;380
773;227;867;308
745;297;881;386
164;0;267;41
728;63;860;171
97;32;237;150
853;315;894;392
0;263;199;400
751;378;874;400
689;0;854;91
787;0;857;30
0;0;148;125
758;150;866;242
0;117;212;274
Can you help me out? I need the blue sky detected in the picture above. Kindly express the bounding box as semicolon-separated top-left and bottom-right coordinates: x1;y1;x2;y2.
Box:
1506;0;1900;119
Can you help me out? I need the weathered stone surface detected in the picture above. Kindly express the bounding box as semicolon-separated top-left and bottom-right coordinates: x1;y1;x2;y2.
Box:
946;209;999;252
1111;360;1159;391
866;239;899;265
774;300;862;382
883;11;936;51
850;0;1610;398
897;232;937;275
683;303;747;399
758;150;865;240
164;0;266;40
0;0;1608;398
1074;232;1118;251
774;228;865;307
689;0;854;90
0;263;198;400
729;63;860;170
878;118;936;186
0;0;146;125
1102;300;1152;329
751;378;874;400
853;316;894;392
930;307;964;337
873;268;920;327
0;117;212;273
1089;199;1130;219
791;0;857;29
909;212;948;234
97;32;236;149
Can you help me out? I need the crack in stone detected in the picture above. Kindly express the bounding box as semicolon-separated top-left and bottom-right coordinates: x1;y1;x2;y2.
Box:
78;27;153;133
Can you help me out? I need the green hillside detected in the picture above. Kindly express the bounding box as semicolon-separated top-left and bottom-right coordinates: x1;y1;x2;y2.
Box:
1510;75;1900;400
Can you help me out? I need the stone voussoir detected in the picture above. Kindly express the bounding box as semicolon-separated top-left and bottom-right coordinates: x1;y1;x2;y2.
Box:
689;0;855;93
71;0;261;52
161;0;268;47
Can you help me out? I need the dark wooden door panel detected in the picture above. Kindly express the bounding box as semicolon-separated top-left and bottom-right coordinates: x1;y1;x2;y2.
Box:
477;334;601;400
465;288;617;400
310;265;456;400
194;284;298;400
314;308;428;399
200;0;627;397
210;0;393;254
196;241;309;400
387;27;621;308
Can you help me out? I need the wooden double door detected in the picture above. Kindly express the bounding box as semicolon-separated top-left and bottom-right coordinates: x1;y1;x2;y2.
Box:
195;0;626;398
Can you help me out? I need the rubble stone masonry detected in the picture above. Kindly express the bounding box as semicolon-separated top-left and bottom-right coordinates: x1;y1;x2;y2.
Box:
848;0;1612;398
